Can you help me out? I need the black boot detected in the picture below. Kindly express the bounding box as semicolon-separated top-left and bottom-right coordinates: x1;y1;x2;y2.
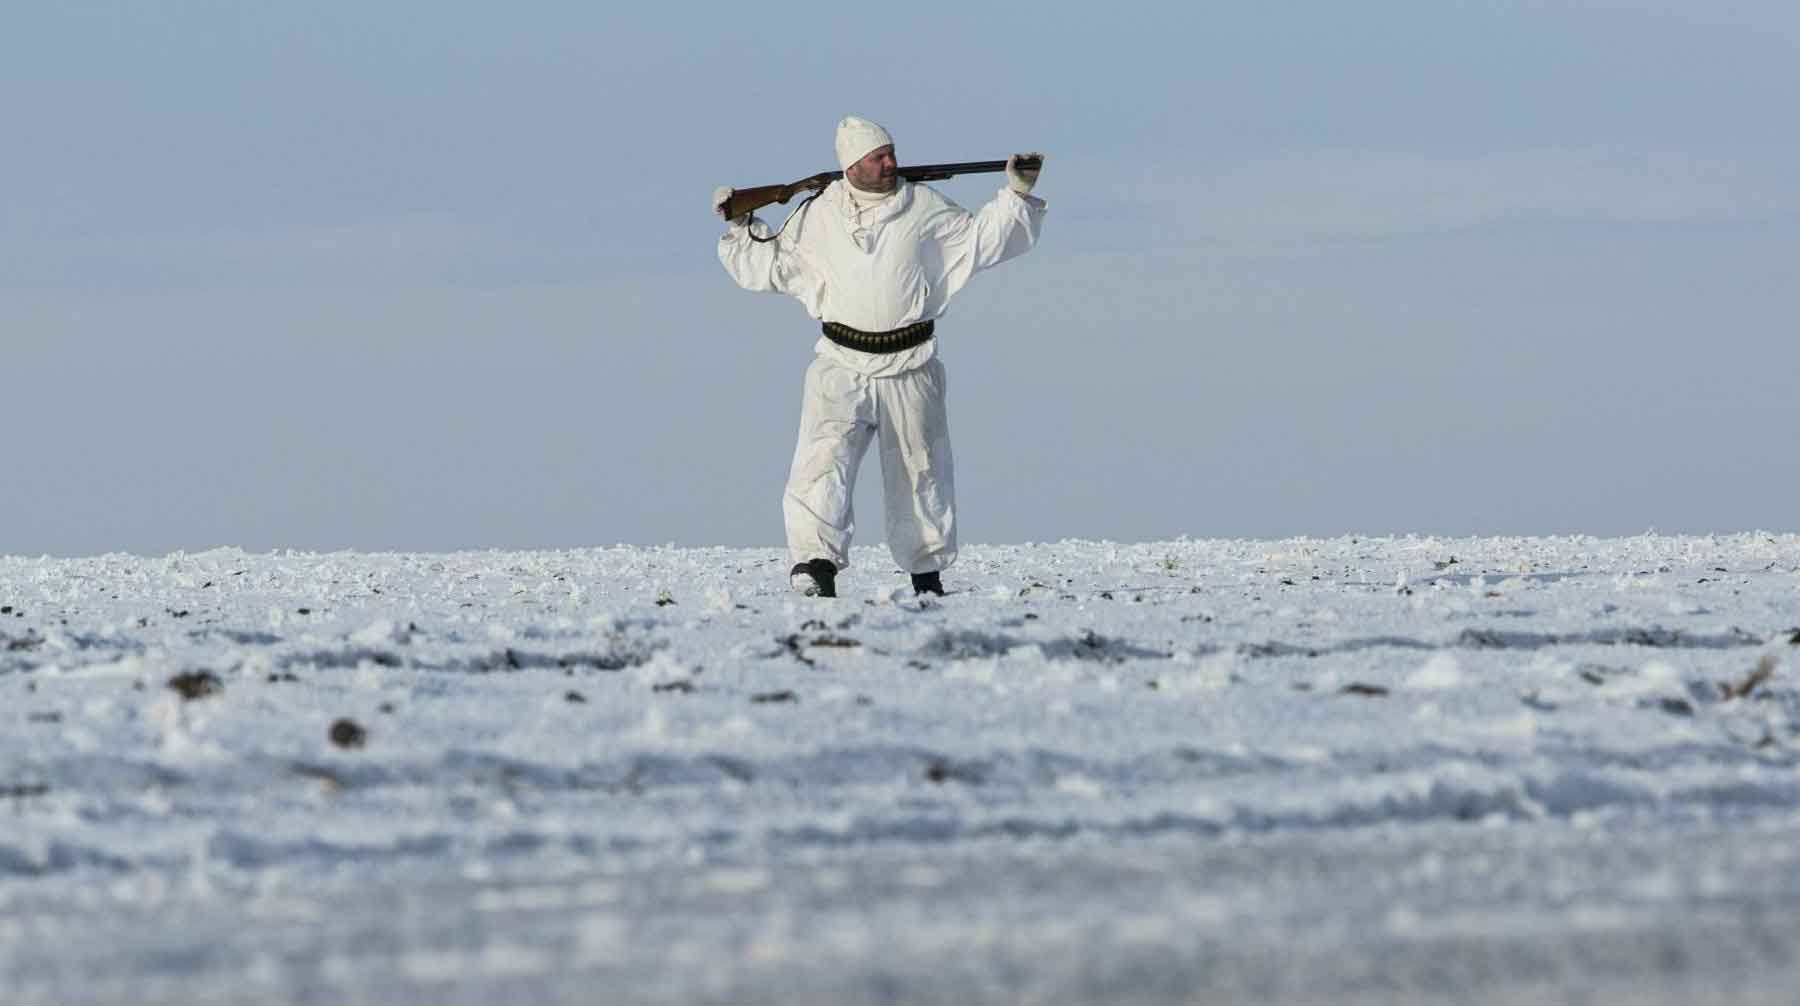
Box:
790;558;837;598
911;571;944;596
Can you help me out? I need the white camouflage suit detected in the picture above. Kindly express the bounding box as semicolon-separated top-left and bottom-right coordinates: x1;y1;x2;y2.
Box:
717;119;1046;579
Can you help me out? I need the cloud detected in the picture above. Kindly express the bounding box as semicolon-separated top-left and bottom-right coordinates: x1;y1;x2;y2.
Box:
12;144;1798;292
1076;146;1800;246
0;212;634;291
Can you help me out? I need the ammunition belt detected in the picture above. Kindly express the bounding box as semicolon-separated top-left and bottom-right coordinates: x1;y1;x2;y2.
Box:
821;319;935;354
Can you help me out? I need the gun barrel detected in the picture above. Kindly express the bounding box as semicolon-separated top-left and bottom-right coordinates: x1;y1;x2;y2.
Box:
898;157;1039;180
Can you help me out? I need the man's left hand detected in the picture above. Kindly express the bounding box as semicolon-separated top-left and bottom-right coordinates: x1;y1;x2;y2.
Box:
1006;152;1044;195
713;185;749;225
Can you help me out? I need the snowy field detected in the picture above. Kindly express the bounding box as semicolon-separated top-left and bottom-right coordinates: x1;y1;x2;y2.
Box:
5;534;1800;1004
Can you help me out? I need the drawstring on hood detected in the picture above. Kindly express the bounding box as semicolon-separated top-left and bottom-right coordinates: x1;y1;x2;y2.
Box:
839;178;911;253
844;176;894;249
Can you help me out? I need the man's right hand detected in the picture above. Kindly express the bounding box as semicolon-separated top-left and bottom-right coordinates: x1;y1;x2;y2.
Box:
713;186;748;225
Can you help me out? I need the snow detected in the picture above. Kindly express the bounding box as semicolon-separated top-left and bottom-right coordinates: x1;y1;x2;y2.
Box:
4;533;1800;1003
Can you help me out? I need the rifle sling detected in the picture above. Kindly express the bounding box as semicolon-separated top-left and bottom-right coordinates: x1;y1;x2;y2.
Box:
748;186;827;244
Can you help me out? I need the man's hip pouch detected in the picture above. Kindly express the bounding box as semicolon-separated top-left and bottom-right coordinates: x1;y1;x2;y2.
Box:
821;319;935;354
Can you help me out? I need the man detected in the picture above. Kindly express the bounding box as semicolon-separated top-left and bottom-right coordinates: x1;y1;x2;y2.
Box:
714;116;1045;598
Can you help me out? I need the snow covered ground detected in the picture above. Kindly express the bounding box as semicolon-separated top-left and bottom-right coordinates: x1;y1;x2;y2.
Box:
4;534;1800;1004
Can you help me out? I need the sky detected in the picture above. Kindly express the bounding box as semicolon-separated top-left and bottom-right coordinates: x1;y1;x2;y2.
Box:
5;1;1798;557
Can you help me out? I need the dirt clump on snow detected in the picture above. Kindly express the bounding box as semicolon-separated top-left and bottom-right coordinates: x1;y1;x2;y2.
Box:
168;670;224;701
329;718;368;749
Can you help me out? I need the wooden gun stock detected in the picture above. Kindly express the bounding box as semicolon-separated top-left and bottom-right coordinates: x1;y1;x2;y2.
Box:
720;156;1042;222
720;173;838;223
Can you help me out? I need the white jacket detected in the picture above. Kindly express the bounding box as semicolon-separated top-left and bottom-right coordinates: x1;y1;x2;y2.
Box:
719;180;1046;377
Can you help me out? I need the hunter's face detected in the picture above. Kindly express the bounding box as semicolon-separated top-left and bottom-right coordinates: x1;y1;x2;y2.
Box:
847;144;897;192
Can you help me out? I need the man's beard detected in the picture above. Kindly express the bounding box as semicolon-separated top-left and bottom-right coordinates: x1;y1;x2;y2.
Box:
849;171;896;194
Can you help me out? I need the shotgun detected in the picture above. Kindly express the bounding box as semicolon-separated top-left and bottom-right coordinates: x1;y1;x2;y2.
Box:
719;156;1043;222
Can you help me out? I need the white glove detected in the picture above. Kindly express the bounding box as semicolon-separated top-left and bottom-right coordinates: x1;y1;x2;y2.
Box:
713;185;748;225
1005;152;1043;195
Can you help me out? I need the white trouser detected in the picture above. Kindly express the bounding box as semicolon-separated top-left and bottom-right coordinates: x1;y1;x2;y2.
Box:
783;354;957;574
